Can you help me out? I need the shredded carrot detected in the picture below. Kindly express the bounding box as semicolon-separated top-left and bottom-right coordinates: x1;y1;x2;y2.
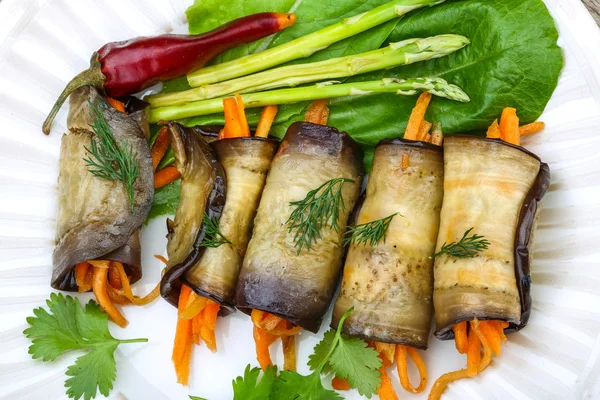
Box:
494;321;509;343
479;321;502;356
374;342;396;367
417;120;433;141
108;262;122;289
282;335;297;371
179;292;208;320
305;99;330;125
453;321;468;354
401;153;410;170
173;285;194;385
106;97;126;113
430;122;444;146
378;366;399;400
499;107;520;145
92;264;128;328
235;93;251;137
404;92;432;140
332;376;352;390
151;127;170;172
253;325;276;370
155;254;169;265
255;105;279;138
192;311;203;345
486;119;501;139
200;300;220;352
520;121;545;136
252;310;302;336
428;369;469;400
396;345;427;393
472;320;493;373
106;285;130;305
113;261;160;306
424;133;433;143
154;166;181;188
74;262;92;293
466;322;481;377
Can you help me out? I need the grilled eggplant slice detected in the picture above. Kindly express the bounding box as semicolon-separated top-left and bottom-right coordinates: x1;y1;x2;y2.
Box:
236;122;364;333
160;123;226;307
434;136;550;339
52;86;153;290
183;137;278;309
332;139;444;349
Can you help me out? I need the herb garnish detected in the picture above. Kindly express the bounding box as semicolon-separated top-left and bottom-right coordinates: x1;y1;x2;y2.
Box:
434;228;490;258
344;212;401;247
286;178;354;254
200;212;232;248
83;100;139;212
24;293;148;400
230;307;381;399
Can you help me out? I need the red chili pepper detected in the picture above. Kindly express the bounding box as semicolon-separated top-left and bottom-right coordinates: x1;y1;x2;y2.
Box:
42;12;296;134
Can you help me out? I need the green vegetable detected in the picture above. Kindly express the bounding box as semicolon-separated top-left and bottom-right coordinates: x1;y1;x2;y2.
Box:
146;179;181;223
434;227;490;258
200;212;232;248
229;307;381;399
189;396;208;400
84;101;139;212
186;0;446;87
148;34;469;106
148;78;469;123
344;212;401;247
24;293;148;400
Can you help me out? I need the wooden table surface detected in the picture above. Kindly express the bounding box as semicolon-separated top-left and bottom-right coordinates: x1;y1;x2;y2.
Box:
584;0;600;25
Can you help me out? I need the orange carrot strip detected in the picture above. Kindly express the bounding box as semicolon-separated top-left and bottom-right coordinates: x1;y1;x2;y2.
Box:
396;345;427;393
499;107;520;145
108;263;122;289
252;310;301;336
520;121;545;136
374;342;396;367
155;254;169;265
428;369;469;400
151;127;170;172
175;339;193;386
253;325;276;371
255;105;278;138
305;99;330;125
173;285;193;385
200;300;220;352
479;321;502;356
377;366;399;400
332;376;352;390
486;119;501;139
192;311;203;345
404;92;432;140
417;120;433;141
401;153;410;170
235;93;251;137
453;321;468;354
494;321;509;343
74;262;92;293
424;133;433;143
106;97;126;113
466;323;481;377
179;292;208;320
92;264;128;328
106;285;131;304
430;122;443;146
471;320;493;373
154;166;181;189
282;334;297;371
223;98;242;138
113;261;160;306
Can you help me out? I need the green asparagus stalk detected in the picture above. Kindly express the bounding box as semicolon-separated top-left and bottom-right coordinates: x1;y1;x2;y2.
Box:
186;0;446;87
149;35;469;108
148;77;469;123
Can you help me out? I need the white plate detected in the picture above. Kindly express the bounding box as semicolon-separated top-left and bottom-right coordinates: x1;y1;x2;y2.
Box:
1;0;600;399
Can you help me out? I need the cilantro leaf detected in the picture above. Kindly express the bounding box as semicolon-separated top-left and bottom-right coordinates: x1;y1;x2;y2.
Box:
24;293;148;400
307;329;335;373
233;365;277;400
189;396;208;400
328;335;381;397
271;371;341;400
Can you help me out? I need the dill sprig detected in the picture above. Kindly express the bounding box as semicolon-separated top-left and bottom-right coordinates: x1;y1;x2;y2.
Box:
344;212;401;247
434;227;490;258
83;100;139;212
286;177;354;254
200;212;232;248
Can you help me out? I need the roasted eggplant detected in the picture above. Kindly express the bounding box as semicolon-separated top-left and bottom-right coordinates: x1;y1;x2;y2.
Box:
433;136;550;339
159;123;226;307
332;139;444;349
236;122;364;333
183;137;278;309
52;86;153;290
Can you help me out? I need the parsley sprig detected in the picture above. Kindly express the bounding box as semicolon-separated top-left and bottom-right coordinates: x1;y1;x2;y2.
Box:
200;212;232;248
434;227;490;258
344;212;401;247
227;307;382;400
24;293;148;400
287;178;354;254
83;100;139;212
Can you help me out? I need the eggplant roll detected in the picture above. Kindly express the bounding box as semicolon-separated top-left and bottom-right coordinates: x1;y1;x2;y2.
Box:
52;86;153;291
332;139;444;349
183;138;278;308
236;122;364;333
160;123;226;307
434;136;550;339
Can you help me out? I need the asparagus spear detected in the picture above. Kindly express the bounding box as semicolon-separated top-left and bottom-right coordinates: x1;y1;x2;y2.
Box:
186;0;446;87
148;78;469;123
149;35;469;108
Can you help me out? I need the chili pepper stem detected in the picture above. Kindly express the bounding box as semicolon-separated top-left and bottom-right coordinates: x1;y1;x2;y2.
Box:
42;53;106;135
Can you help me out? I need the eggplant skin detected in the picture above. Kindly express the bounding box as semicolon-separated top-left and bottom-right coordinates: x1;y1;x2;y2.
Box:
160;123;226;307
183;138;278;308
236;122;364;333
332;139;443;349
433;136;550;339
52;86;153;291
